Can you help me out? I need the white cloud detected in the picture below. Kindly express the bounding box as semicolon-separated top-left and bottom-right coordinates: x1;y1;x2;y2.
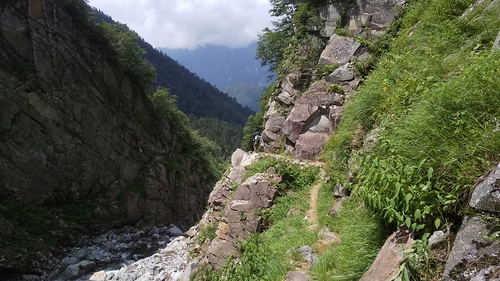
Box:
87;0;273;49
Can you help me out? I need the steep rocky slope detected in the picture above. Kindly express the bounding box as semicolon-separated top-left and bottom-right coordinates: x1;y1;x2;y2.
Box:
0;0;216;274
261;0;405;159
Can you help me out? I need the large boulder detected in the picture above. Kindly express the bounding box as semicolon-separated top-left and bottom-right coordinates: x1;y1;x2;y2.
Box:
441;161;500;280
319;3;343;37
281;90;344;159
360;227;414;281
295;132;331;160
283;104;324;143
319;35;362;65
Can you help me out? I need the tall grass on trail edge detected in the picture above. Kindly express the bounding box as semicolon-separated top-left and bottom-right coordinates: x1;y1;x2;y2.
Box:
323;0;500;234
314;193;389;281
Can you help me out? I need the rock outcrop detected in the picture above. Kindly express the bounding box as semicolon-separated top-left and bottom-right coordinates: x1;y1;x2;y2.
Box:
170;149;283;275
320;0;406;38
442;163;500;280
0;0;213;225
261;0;405;160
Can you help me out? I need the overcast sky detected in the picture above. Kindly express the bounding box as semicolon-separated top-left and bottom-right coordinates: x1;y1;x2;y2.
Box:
86;0;274;50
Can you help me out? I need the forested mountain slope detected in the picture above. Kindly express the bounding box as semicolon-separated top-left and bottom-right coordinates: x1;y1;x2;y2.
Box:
161;43;274;111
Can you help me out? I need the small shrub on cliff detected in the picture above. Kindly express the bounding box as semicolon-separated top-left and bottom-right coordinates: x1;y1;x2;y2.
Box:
148;87;225;179
98;22;156;89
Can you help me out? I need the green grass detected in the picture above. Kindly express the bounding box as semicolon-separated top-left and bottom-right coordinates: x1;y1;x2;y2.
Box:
322;0;500;234
314;185;389;280
318;0;500;278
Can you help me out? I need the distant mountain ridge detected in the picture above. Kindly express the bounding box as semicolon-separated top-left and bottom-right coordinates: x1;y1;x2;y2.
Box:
160;43;275;111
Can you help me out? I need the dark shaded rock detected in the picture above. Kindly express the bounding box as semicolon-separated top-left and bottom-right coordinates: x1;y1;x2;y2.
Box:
64;263;80;280
0;0;214;234
167;225;184;237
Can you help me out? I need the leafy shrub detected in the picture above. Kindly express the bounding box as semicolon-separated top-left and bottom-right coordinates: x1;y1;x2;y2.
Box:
316;63;340;79
326;83;345;94
98;22;156;89
353;155;450;233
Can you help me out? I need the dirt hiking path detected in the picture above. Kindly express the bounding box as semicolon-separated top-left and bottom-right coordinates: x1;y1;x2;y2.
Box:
259;153;325;229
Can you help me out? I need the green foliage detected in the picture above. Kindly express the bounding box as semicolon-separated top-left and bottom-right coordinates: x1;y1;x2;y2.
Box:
148;87;226;179
133;38;253;126
315;63;340;79
196;223;217;244
240;82;276;150
323;0;500;238
0;198;97;270
189;115;243;159
353;156;451;233
326;83;345;94
243;157;318;193
149;87;190;138
256;0;328;74
204;218;317;281
98;22;156;89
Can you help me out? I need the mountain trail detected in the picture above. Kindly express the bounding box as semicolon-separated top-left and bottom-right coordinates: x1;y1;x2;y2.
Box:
258;152;326;229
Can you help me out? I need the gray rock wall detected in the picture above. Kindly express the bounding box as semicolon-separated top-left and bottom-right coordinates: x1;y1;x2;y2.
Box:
0;0;212;228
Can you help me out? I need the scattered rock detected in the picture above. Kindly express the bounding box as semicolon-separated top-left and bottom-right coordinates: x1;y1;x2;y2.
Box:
167;225;185;237
493;30;500;51
428;230;448;247
326;67;355;84
285;270;312;281
64;263;81;280
299;246;319;265
88;270;107;281
46;224;184;280
204;171;281;268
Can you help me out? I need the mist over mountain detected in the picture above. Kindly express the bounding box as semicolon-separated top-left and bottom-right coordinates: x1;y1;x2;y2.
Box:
160;43;275;111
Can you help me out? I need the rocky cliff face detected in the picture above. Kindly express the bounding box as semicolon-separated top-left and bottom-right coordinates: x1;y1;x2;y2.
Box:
262;0;405;159
0;0;213;229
